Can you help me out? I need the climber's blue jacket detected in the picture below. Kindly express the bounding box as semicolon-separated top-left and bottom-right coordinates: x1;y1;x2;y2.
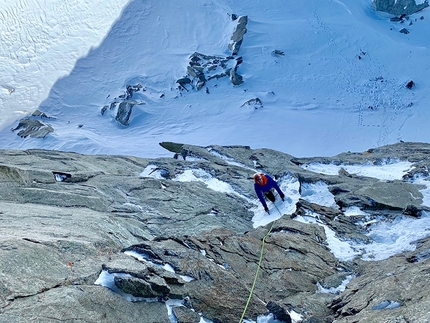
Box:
254;174;284;209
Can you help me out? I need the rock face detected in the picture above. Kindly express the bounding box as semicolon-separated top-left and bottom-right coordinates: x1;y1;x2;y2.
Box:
373;0;429;15
229;15;248;55
11;118;54;138
0;142;430;322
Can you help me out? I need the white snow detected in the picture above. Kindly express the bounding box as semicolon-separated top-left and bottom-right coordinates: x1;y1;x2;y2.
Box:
301;159;414;181
410;174;430;207
243;310;302;323
140;164;168;179
173;169;236;194
1;0;429;159
296;212;363;262
0;0;131;129
343;206;369;216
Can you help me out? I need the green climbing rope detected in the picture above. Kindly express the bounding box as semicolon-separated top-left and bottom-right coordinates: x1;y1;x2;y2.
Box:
239;204;282;323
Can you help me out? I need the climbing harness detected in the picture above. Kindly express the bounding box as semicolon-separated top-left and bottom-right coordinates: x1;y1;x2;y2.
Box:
239;204;283;323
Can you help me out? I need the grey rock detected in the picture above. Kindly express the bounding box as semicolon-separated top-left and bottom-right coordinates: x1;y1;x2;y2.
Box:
229;16;248;55
176;77;192;86
101;84;147;125
0;285;170;323
31;109;50;118
303;317;326;323
183;52;235;91
114;275;170;298
320;272;351;291
101;105;109;115
330;244;430;322
230;68;244;86
115;100;143;126
272;49;285;56
11;118;54;138
125;83;143;99
187;65;199;78
241;98;263;109
373;0;429;15
173;306;201;323
266;301;291;323
1;142;430;322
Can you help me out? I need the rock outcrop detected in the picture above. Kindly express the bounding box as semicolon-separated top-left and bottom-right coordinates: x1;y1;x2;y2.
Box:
0;142;430;322
115;100;144;126
11;117;54;138
229;15;248;56
373;0;429;15
177;13;247;94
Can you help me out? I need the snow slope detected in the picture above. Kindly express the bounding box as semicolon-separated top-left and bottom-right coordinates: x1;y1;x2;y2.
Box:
0;0;429;158
0;0;130;129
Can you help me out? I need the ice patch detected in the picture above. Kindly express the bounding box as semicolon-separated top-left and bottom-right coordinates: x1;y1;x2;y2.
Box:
296;213;362;262
297;210;430;262
301;181;338;209
372;300;401;310
359;211;430;261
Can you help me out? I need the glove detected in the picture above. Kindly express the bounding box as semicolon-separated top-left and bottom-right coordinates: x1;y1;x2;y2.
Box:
264;207;270;214
280;193;285;202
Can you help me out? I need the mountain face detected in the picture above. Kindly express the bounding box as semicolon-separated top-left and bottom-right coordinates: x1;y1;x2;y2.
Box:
1;142;430;322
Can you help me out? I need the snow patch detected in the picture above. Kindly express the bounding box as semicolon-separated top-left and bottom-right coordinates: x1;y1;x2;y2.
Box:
301;160;413;181
301;181;338;209
140;164;168;179
173;169;235;194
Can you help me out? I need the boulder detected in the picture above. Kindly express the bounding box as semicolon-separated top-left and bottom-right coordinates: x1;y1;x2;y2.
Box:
230;69;244;86
115;100;143;126
372;0;429;15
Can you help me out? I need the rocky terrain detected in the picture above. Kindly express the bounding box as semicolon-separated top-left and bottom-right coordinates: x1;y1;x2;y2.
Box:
0;141;430;322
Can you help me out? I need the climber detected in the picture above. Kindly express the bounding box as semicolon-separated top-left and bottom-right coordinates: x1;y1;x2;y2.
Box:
253;173;285;214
